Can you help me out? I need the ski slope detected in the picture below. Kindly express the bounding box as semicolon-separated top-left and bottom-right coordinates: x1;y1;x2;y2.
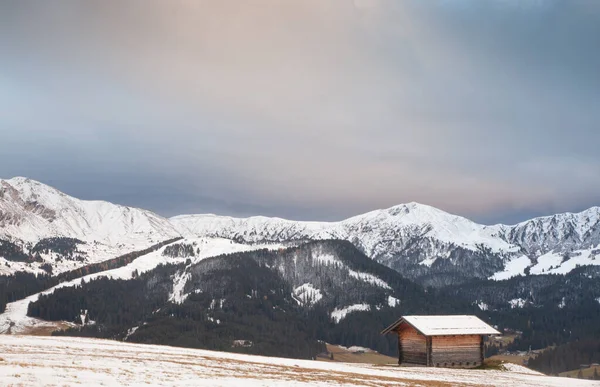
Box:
0;335;597;387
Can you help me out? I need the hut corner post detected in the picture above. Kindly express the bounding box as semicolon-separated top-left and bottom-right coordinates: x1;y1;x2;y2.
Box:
397;332;403;365
426;337;432;367
480;335;485;366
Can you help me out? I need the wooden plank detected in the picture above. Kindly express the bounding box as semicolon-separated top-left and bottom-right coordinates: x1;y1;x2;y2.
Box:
392;325;488;368
397;334;402;365
396;322;427;366
430;335;483;368
431;335;481;346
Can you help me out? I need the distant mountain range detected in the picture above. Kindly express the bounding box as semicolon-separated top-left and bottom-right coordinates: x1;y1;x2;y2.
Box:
1;177;599;286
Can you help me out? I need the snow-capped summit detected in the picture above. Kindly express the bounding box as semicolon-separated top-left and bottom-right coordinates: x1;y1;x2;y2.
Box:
493;207;600;255
0;177;180;244
342;202;513;252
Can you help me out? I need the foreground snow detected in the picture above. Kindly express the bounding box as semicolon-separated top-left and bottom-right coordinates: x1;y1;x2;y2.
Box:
0;336;597;387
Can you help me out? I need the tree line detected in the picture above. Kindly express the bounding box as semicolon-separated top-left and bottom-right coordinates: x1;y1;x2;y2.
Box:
0;237;183;313
528;339;600;376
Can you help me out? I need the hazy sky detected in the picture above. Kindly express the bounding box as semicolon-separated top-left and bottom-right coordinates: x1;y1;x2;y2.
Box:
1;0;599;224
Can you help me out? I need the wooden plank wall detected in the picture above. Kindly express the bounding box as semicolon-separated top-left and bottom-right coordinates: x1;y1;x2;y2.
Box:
397;323;427;365
430;335;482;368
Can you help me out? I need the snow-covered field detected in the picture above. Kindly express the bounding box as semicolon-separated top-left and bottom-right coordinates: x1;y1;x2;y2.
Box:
0;335;597;387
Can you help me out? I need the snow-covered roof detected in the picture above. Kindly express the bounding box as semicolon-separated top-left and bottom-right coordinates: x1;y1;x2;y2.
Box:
381;315;500;336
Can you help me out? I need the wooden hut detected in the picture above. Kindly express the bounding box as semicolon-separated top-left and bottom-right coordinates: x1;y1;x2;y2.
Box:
381;315;500;368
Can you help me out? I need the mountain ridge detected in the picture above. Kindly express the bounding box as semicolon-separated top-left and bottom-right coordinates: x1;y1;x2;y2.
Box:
1;177;599;284
0;177;180;244
171;203;600;285
0;177;180;276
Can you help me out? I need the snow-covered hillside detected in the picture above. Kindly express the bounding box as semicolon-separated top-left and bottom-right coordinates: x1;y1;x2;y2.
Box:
0;177;181;275
495;207;600;256
171;204;518;285
0;237;283;334
172;202;513;254
176;240;412;325
0;335;596;387
173;204;600;284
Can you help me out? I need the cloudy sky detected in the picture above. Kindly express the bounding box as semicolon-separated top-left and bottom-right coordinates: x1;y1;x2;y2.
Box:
1;0;599;224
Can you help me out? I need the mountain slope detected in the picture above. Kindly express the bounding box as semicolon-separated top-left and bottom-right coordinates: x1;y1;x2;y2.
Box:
178;240;447;316
172;204;600;286
26;240;476;357
0;177;180;244
0;177;182;275
171;203;519;285
494;207;600;256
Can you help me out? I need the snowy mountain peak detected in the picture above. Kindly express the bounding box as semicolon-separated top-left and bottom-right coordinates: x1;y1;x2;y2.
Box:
495;206;600;256
388;201;438;214
348;202;482;232
0;178;180;244
6;176;35;184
